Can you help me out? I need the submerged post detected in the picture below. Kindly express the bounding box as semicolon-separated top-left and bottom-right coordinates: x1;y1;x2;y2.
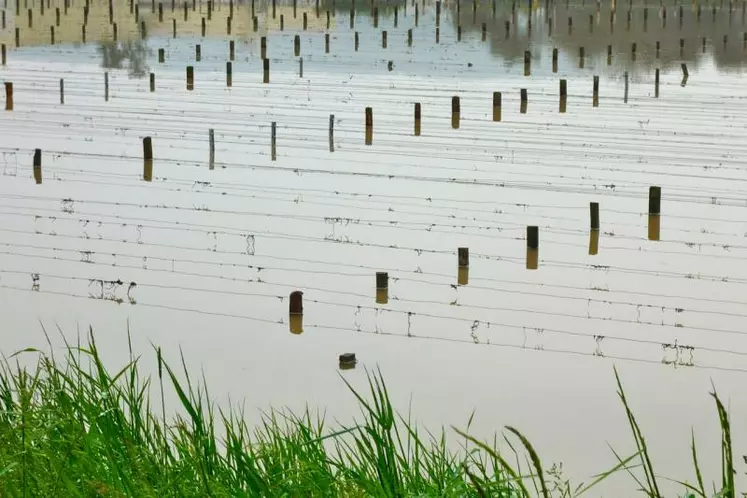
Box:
524;50;530;76
150;72;155;91
208;128;215;169
414;103;421;135
589;202;600;255
520;88;527;113
289;291;303;334
552;47;558;72
263;58;270;83
648;186;661;241
365;107;373;145
375;272;388;304
143;137;153;182
593;76;599;107
493;92;501;122
33;148;41;184
59;78;64;104
271;122;277;161
655;68;660;98
526;226;539;269
226;61;232;87
559;79;567;113
451;96;460;129
186;66;194;90
104;72;109;101
4;82;12;111
457;247;469;285
329;114;334;152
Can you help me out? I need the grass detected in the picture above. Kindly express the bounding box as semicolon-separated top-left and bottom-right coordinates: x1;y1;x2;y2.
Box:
0;328;738;497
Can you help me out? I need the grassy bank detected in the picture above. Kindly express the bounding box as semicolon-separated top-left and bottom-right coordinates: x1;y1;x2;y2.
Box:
0;330;737;497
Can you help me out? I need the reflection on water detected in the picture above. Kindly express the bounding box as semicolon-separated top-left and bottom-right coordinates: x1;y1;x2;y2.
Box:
1;0;746;77
98;40;149;76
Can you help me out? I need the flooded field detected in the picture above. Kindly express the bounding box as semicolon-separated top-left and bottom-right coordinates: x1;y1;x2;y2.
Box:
2;0;747;492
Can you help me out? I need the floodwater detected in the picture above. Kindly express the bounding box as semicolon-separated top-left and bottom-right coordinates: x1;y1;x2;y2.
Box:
2;0;747;493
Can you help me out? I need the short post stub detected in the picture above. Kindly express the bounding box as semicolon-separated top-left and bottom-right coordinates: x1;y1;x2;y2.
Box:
339;353;356;370
458;247;469;267
607;44;612;65
648;186;661;241
195;44;201;62
263;58;270;84
33;148;42;184
493;92;501;122
654;68;660;98
579;46;585;68
552;47;558;72
289;290;303;334
226;61;232;87
294;34;300;56
520;88;528;114
229;40;235;61
59;78;64;105
590;202;600;230
526;226;539;270
149;72;155;92
143;137;153;182
524;50;530;76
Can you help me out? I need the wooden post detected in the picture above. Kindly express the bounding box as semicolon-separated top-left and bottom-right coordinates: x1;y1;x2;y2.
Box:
158;2;163;21
355;31;359;51
589;202;600;255
158;48;165;63
294;35;300;56
33;149;42;184
263;58;270;83
227;16;231;34
209;129;215;169
226;61;232;86
436;0;440;25
59;78;64;104
520;88;527;114
50;26;54;45
492;92;501;122
457;247;468;285
303;11;307;29
289;291;303;334
229;40;235;61
104;72;109;101
482;22;486;41
552;47;558;72
0;44;5;66
201;17;205;36
451;96;460;129
271;122;277;161
299;57;303;77
654;68;660;98
593;76;599;107
414;103;421;135
143;137;153;182
524;50;530;76
149;72;155;92
4;82;12;111
648;186;661;241
407;29;412;46
382;30;387;49
195;44;201;62
261;36;266;59
365;107;373;145
375;272;388;304
329;114;334;152
559;79;567;113
15;27;19;48
579;46;585;68
631;42;637;61
186;66;194;90
526;226;539;270
325;33;329;53
624;71;629;103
